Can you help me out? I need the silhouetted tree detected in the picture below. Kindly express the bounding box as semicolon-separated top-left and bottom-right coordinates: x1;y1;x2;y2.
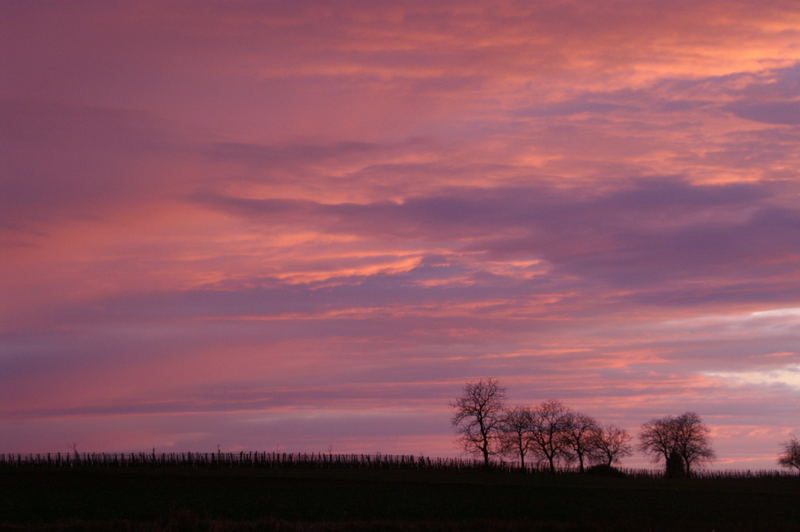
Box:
778;436;800;474
639;416;674;470
451;378;506;466
529;400;574;473
562;411;599;473
671;412;714;475
639;412;714;476
588;424;633;467
499;406;536;469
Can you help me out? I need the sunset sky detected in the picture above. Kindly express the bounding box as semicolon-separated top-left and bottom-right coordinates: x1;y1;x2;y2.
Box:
3;0;800;469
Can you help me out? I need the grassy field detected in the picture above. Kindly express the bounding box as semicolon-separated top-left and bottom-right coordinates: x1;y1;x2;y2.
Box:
1;454;798;531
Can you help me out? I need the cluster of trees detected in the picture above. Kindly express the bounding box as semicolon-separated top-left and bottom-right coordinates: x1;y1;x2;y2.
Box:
451;378;634;473
452;379;800;476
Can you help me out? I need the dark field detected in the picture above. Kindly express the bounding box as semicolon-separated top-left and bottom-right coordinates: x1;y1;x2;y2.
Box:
1;454;798;531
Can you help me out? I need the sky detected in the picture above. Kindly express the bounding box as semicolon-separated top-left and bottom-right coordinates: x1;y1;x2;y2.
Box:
2;0;800;469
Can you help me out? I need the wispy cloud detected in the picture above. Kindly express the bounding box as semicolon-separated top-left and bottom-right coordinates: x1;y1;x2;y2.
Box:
3;0;800;468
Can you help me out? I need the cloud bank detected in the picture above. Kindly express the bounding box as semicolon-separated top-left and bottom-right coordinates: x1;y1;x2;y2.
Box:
2;0;800;468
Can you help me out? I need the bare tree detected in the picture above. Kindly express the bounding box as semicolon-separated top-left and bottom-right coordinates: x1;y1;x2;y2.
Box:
499;406;536;469
588;424;633;467
639;415;674;470
672;412;714;475
778;436;800;474
529;400;573;473
639;412;714;476
451;378;506;466
562;411;599;473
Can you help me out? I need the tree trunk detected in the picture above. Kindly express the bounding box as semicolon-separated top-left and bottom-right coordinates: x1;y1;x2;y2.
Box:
548;455;556;474
482;447;490;467
519;451;525;470
666;451;685;478
578;453;584;473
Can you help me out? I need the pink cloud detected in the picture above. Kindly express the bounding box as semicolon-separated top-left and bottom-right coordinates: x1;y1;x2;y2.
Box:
3;0;800;469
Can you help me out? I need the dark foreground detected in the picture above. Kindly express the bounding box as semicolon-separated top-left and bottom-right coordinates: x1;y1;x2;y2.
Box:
1;463;798;531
